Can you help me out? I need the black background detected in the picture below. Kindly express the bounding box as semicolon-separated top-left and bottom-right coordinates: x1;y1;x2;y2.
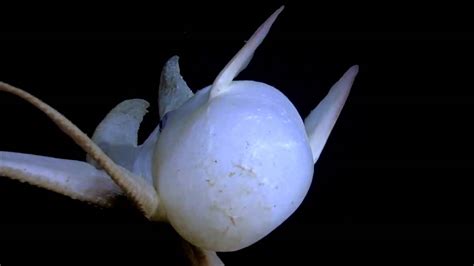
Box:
0;2;473;265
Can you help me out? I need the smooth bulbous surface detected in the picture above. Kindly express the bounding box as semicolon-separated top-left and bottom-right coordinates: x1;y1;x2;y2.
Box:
153;81;314;251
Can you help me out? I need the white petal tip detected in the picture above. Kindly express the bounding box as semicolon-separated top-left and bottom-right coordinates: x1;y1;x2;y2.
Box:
276;5;285;14
350;64;359;73
209;6;285;99
346;65;359;78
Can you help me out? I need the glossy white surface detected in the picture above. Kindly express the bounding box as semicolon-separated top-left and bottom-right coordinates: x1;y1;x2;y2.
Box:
154;81;314;251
